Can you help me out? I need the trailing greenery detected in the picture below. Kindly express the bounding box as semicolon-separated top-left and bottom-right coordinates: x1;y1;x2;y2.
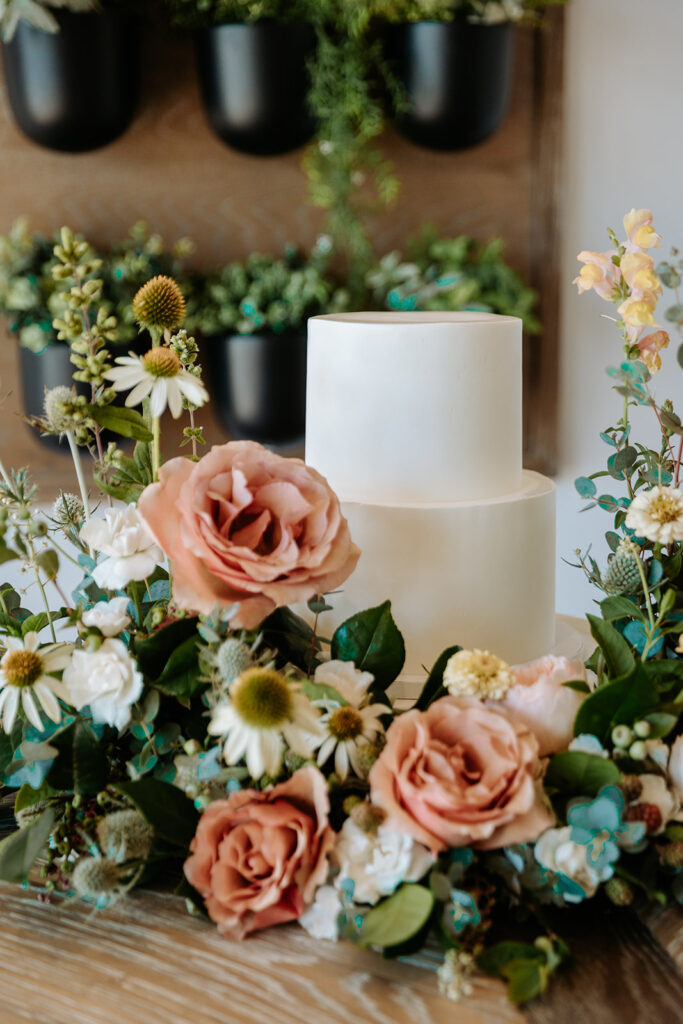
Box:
374;0;568;22
0;220;198;352
366;228;540;331
161;0;308;27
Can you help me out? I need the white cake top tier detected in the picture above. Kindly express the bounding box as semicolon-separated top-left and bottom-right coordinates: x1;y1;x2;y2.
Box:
306;311;523;503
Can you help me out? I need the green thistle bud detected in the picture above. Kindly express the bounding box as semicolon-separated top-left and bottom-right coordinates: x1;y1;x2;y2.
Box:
72;856;122;899
132;275;186;332
658;840;683;869
603;542;642;596
216;638;253;683
43;386;83;434
604;876;634;907
96;809;154;863
51;491;84;527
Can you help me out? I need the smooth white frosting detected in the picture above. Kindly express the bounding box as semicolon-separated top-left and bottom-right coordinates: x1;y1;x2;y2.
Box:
306;312;522;503
318;472;556;676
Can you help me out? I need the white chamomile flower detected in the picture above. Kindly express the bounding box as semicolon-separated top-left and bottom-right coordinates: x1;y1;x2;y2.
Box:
625;486;683;545
208;667;324;780
105;346;208;419
0;632;71;734
313;660;386;781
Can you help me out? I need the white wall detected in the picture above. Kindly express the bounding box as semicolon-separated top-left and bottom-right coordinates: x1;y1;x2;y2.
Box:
556;0;683;616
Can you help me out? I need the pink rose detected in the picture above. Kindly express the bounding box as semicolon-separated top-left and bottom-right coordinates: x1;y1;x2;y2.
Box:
184;766;334;940
499;655;587;757
669;735;683;802
369;696;553;854
139;441;360;629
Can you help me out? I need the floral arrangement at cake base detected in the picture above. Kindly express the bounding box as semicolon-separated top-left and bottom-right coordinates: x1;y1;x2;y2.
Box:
0;216;681;1009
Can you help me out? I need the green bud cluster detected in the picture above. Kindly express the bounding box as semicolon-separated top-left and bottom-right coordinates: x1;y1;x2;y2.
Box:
604;541;642;596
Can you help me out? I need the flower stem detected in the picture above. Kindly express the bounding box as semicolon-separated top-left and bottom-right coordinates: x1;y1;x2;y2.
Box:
152;417;161;482
66;431;90;523
25;533;56;643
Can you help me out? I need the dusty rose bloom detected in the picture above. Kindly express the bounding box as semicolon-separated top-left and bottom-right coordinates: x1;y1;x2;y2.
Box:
139;441;359;629
500;654;587;757
369;696;553;854
184;767;334;940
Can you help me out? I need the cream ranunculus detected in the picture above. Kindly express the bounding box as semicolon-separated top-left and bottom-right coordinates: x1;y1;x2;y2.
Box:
624;486;683;545
333;817;434;905
81;597;132;637
62;639;143;730
80;506;164;591
534;826;602;900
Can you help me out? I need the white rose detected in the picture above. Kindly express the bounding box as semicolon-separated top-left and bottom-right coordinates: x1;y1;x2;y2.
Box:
534;826;602;900
80;505;164;590
62;639;143;730
333;819;434;905
81;597;131;637
669;735;683;801
299;885;341;942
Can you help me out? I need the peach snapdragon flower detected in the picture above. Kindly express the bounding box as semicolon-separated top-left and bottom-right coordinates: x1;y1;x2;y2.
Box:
573;250;620;301
637;329;670;373
623;208;662;251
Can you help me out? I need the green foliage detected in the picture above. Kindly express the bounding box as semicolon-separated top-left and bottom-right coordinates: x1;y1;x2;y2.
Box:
573;665;659;743
357;884;434;949
162;0;309;28
587;614;635;678
544;751;621;796
0;807;56;883
195;245;349;337
367;230;539;332
374;0;568;22
331;601;405;694
112;779;199;850
415;644;461;710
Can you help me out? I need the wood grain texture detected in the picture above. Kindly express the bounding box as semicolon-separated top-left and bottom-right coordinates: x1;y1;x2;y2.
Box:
0;14;564;489
0;885;523;1024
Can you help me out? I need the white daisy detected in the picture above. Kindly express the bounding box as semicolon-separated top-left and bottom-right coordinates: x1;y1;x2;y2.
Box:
625;486;683;545
0;632;72;734
208;667;324;781
105;347;208;419
312;660;386;781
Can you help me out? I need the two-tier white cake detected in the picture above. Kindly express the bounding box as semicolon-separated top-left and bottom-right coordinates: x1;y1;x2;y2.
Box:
304;311;556;679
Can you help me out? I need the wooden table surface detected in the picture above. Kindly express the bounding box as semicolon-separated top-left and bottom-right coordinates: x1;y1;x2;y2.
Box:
0;882;681;1024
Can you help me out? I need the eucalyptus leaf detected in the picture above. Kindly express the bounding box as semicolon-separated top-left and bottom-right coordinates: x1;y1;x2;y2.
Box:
574;476;597;498
357;884;434;949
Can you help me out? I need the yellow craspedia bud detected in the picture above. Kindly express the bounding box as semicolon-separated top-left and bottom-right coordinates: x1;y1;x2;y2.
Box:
132;275;186;332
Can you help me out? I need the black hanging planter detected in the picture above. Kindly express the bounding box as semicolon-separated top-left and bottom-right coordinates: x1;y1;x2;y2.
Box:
195;22;316;156
204;333;307;446
384;19;514;151
19;339;147;451
2;8;139;153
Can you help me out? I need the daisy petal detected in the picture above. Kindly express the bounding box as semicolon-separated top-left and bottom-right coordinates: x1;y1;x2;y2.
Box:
21;688;43;730
4;688;19;733
125;378;155;408
149;380;168;419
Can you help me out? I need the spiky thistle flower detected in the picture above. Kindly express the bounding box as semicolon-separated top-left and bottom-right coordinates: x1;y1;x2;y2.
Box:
132;275;186;335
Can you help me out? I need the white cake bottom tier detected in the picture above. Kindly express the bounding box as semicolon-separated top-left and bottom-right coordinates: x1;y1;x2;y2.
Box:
322;470;556;678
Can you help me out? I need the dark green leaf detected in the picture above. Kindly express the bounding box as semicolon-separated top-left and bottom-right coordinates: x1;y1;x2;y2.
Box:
587;615;636;678
477;942;545;977
260;607;320;671
563;680;591;694
573;666;659;742
502;959;547;1005
21;610;68;636
643;711;679;738
599;597;642;623
152;636;204;699
35;549;59;580
73;720;107;797
331;601;405;692
545;752;620;796
86;404;153;442
357;884;434;949
415;645;461;711
0;807;55;883
134;618;199;679
112;778;199;849
14;780;58;814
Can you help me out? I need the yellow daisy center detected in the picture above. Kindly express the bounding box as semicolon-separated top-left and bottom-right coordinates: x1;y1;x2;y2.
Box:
2;649;42;687
142;346;182;378
648;493;682;524
231;668;293;728
328;706;364;741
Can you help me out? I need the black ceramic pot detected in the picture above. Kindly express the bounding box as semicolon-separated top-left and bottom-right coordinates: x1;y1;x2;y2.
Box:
205;332;307;446
384;19;513;151
19;339;146;451
2;8;139;153
195;22;316;156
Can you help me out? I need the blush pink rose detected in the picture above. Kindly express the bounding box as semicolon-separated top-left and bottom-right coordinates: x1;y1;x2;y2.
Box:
369;696;553;854
184;766;334;940
138;441;360;629
497;655;587;757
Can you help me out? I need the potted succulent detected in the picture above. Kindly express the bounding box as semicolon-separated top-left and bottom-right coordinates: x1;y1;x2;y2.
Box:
197;242;349;446
1;0;140;152
378;0;567;151
0;220;198;449
164;0;316;156
366;226;539;330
